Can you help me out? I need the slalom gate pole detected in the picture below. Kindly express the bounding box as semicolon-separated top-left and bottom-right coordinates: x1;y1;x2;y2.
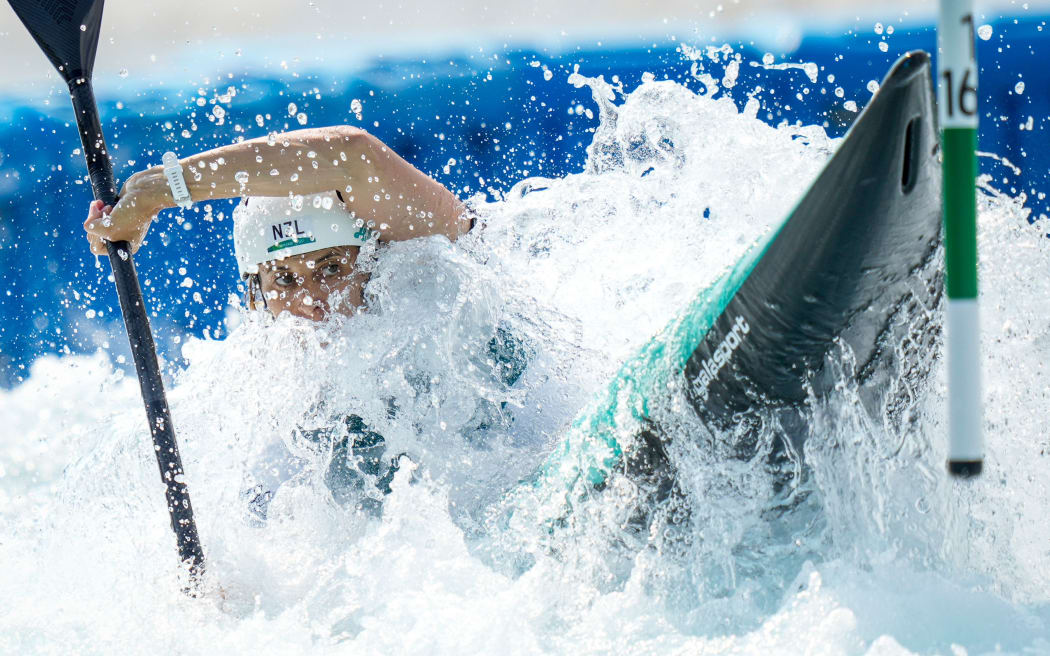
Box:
938;0;984;477
7;0;206;585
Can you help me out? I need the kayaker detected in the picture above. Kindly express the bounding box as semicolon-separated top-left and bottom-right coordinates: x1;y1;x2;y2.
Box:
83;125;472;321
83;125;524;521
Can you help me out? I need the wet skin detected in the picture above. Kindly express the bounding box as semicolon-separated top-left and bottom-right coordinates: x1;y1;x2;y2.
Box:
85;201;365;322
257;246;367;321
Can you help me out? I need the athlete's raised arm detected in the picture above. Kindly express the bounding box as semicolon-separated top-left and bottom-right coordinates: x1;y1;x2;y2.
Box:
83;126;468;255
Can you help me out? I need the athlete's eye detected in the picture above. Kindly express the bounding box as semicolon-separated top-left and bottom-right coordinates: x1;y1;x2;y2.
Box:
322;262;342;277
273;272;298;288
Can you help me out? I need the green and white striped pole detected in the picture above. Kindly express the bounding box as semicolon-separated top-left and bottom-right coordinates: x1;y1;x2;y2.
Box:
938;0;984;477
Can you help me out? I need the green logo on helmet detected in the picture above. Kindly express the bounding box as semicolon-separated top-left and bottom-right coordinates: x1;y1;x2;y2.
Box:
267;236;317;253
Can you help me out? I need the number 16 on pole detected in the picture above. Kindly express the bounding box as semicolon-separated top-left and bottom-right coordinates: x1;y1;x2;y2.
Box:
938;0;983;477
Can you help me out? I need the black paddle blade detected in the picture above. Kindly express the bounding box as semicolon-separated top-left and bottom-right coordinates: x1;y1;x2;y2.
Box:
7;0;104;82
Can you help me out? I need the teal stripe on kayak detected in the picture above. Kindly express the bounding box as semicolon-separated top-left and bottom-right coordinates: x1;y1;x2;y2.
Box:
535;217;785;490
942;127;979;299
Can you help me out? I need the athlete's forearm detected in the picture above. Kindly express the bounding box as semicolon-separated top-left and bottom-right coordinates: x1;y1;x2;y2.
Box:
129;125;468;241
186;126;369;199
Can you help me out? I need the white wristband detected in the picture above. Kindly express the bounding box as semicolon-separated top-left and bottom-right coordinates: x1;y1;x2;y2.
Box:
162;151;193;209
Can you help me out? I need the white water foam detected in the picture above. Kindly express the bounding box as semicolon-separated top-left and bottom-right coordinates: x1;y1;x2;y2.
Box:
1;51;1048;655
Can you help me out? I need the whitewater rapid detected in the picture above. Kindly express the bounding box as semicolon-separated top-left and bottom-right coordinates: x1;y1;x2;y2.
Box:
1;48;1048;655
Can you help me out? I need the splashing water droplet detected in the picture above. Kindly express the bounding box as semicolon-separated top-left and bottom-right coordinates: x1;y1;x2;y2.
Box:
118;68;128;78
867;80;880;94
1015;81;1025;94
844;100;858;112
977;24;993;40
296;113;308;125
287;103;298;116
878;41;889;52
234;171;249;186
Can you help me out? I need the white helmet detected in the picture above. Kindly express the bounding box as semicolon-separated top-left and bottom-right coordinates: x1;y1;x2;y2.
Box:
232;191;372;276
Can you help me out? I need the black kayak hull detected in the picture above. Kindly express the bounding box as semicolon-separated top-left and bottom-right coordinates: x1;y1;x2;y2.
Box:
513;52;942;530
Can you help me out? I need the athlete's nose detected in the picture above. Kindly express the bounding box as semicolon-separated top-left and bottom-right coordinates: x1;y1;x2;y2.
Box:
310;296;331;320
298;282;331;322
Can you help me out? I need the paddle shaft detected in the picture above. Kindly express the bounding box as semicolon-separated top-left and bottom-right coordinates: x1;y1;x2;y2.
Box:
938;0;984;477
70;78;206;575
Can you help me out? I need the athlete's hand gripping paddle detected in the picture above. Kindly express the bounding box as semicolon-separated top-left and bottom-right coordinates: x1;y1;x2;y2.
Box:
6;0;206;583
938;0;984;477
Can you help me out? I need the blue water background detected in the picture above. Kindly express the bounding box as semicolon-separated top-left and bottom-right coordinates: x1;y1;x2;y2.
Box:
0;16;1045;386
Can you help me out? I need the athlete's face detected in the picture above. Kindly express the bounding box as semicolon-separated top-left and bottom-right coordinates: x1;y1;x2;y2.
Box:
258;246;366;321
